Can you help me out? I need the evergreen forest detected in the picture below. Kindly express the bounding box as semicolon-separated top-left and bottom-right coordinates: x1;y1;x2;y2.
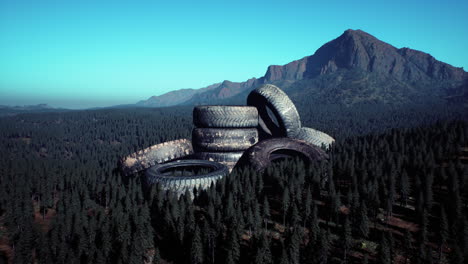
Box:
0;104;467;264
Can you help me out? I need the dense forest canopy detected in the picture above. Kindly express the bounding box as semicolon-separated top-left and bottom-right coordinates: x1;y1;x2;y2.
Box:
0;103;467;263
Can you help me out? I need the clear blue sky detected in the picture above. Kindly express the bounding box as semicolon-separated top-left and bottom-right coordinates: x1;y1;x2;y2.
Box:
1;0;467;109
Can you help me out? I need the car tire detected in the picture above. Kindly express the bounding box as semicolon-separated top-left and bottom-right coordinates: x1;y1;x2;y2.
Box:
295;127;335;149
193;151;244;171
145;159;229;197
247;84;301;137
237;137;328;172
193;105;258;128
192;128;258;152
119;139;194;176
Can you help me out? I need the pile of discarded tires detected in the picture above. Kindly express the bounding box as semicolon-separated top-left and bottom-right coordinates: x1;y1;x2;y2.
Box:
192;106;259;172
118;84;334;197
247;84;334;148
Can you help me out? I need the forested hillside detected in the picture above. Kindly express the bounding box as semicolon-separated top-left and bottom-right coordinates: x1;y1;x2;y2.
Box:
0;105;467;263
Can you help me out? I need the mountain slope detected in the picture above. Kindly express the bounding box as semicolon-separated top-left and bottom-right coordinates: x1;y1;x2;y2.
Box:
0;104;67;117
136;82;222;107
138;29;467;107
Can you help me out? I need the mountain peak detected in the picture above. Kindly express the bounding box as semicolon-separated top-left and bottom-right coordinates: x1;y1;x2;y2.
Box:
339;29;382;47
343;29;371;37
138;29;467;107
301;28;467;81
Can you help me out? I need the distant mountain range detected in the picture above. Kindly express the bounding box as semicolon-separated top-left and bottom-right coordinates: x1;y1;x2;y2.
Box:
4;30;467;114
137;29;468;108
0;104;54;110
0;104;67;116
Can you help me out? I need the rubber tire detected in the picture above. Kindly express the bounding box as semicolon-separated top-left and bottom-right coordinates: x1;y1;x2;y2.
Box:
238;137;328;172
247;84;301;137
192;128;258;152
193;106;259;128
145;159;228;197
119;139;194;176
295;127;335;149
193;151;244;171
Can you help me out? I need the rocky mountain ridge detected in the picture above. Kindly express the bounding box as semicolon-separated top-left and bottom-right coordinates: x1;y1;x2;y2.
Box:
138;29;467;107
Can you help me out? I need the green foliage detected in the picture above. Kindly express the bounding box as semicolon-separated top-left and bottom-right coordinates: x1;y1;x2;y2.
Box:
0;106;466;263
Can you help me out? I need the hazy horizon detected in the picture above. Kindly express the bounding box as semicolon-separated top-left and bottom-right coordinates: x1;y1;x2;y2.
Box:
1;0;467;109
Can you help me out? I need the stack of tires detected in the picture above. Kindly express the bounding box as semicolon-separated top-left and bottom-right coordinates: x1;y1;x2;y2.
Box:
191;106;259;172
247;84;335;149
235;84;334;172
118;84;335;198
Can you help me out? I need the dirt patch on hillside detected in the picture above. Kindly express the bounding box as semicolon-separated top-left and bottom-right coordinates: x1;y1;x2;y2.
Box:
0;226;13;264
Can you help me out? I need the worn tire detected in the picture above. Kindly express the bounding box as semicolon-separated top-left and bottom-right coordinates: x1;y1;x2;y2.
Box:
238;137;328;172
194;151;244;171
192;128;258;152
145;159;229;197
295;127;335;149
119;139;194;176
247;84;301;137
193;106;259;128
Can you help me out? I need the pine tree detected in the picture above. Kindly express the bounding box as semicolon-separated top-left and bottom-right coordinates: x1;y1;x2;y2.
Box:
447;164;461;221
346;190;353;208
287;227;301;264
426;246;434;264
283;187;290;226
403;229;413;264
358;202;369;238
424;170;434;211
225;192;235;221
449;244;464;264
419;209;429;246
438;206;449;261
343;216;352;264
207;201;215;222
317;229;330;264
362;253;369;264
387;169;396;218
226;227;240;264
201;221;215;264
463;216;468;261
388;231;395;263
290;202;302;228
190;225;204;264
377;233;391;264
253;199;261;233
368;179;381;225
400;170;410;206
302;233;315;264
226;253;236;264
246;207;254;234
152;247;161;264
255;233;272;264
309;201;319;239
330;191;341;226
279;245;290;264
262;196;271;230
303;188;312;228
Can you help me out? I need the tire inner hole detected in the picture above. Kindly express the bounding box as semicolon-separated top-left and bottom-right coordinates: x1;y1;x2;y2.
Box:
266;106;280;127
270;149;308;164
161;165;214;177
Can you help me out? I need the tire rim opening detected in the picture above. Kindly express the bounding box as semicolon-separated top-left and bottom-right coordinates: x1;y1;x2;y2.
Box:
269;149;308;164
160;165;214;177
266;106;280;127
